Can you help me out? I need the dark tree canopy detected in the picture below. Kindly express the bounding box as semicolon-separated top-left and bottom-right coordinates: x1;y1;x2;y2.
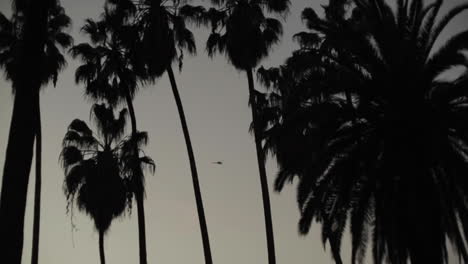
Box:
257;1;468;263
0;3;72;90
205;0;290;70
70;6;145;106
60;104;154;232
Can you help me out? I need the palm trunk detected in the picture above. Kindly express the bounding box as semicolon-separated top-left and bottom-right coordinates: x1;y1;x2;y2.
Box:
135;192;147;264
125;90;138;137
99;229;106;264
246;68;276;264
31;95;42;264
167;66;213;264
124;89;147;264
0;88;36;264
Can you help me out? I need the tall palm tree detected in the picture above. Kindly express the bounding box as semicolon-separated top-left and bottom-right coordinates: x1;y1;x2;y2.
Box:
204;1;290;263
0;2;72;263
60;104;154;264
259;0;468;263
0;1;50;259
109;1;214;263
70;5;154;263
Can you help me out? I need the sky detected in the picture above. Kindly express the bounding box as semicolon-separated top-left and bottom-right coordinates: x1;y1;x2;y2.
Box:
0;0;467;263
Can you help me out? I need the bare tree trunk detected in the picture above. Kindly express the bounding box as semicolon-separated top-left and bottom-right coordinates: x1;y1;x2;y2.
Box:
246;68;276;264
124;89;147;264
31;95;42;264
99;229;106;264
167;66;213;264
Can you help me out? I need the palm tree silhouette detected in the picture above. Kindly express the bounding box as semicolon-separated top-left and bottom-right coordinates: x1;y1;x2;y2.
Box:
60;104;154;264
69;6;153;263
0;2;72;263
109;1;214;263
0;0;51;261
203;1;290;263
258;0;468;263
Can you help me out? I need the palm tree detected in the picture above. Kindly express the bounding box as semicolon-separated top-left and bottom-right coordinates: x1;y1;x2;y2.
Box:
259;0;468;263
0;2;72;263
60;104;154;264
109;1;214;263
32;6;72;264
0;1;49;262
204;1;290;263
70;5;154;263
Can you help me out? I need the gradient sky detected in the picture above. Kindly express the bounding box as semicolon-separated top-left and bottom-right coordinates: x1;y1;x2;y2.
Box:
0;0;467;263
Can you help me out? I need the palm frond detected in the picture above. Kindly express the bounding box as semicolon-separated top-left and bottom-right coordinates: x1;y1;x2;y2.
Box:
68;119;93;137
69;43;99;61
60;146;84;172
426;30;468;79
426;3;468;56
206;32;223;57
54;32;73;48
81;18;107;44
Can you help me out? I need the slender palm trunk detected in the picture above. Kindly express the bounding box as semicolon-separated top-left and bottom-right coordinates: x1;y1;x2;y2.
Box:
124;90;147;264
135;192;147;264
124;90;138;137
31;95;42;264
167;66;213;264
246;68;276;264
0;0;49;258
99;229;106;264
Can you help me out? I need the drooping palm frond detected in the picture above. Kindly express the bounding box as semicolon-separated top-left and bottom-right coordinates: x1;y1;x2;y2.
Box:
91;103;127;144
425;2;468;57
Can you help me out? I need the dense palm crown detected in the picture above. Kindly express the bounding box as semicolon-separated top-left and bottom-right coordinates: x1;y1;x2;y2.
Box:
70;7;143;107
205;0;290;70
258;0;468;263
107;0;200;76
60;104;154;232
61;104;129;233
0;3;72;89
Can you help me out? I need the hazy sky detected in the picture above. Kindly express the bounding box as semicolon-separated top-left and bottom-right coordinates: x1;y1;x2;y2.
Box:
0;0;467;263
